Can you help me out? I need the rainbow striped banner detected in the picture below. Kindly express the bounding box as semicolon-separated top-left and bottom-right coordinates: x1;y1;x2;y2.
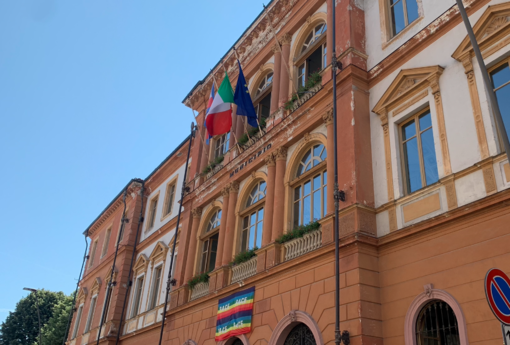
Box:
215;287;255;341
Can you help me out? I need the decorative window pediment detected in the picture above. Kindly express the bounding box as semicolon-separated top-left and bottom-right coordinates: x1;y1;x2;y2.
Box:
149;241;169;265
104;266;118;286
133;254;149;275
373;66;444;117
77;287;88;304
453;3;510;65
90;278;102;296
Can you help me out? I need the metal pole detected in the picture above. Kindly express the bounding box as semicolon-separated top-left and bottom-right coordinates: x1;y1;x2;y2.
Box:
96;188;129;345
62;232;89;345
157;123;196;345
455;0;510;157
36;292;42;345
331;1;342;345
115;180;146;345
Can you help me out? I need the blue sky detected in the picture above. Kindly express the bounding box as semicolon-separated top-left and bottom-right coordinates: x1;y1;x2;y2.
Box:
0;0;267;323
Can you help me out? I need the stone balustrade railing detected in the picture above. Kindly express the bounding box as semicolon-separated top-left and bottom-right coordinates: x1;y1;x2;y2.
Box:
205;164;223;180
231;256;258;284
283;228;322;261
190;282;209;301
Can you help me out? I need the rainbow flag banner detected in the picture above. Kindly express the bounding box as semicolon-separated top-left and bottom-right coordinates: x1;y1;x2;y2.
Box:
215;287;255;341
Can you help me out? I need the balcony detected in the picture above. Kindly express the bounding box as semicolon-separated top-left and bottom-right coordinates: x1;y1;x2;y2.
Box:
190;281;209;301
231;256;258;284
282;227;322;262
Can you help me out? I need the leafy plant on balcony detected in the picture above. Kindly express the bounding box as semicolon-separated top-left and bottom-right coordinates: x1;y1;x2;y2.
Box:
275;221;321;244
188;272;210;290
230;247;259;266
237;118;267;147
284;72;323;111
202;155;224;175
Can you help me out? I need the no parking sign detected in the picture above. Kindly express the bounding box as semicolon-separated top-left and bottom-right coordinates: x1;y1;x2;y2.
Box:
485;268;510;344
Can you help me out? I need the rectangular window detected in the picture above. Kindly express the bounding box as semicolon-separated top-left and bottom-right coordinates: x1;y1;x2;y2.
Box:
89;240;98;267
400;110;439;194
293;171;327;227
200;233;219;274
214;133;230;159
147;197;158;230
131;276;144;318
72;305;83;339
101;228;111;258
163;183;176;217
389;0;419;37
102;287;113;324
241;208;264;251
491;63;510;143
84;296;97;334
149;266;163;310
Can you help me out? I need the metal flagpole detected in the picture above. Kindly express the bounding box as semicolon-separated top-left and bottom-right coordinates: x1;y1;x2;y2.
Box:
157;123;196;345
455;0;510;157
263;4;301;103
331;0;348;344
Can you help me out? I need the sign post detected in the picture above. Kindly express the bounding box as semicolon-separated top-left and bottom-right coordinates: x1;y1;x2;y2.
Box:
484;268;510;344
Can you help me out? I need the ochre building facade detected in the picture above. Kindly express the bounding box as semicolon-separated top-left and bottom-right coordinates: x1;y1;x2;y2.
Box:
67;1;510;345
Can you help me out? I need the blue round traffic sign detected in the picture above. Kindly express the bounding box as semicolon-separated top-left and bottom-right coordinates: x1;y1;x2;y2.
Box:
485;268;510;325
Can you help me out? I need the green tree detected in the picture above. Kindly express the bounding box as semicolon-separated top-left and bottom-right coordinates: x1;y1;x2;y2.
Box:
0;290;68;345
39;292;74;345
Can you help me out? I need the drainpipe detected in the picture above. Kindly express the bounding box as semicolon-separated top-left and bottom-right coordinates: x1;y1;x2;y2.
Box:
62;231;89;345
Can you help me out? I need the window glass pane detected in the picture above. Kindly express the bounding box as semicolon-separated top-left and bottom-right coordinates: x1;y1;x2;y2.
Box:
294;200;301;227
298;64;306;87
313;175;321;191
391;0;406;35
420;129;439;186
494;77;510;140
260;181;266;193
304;180;311;196
492;64;510;90
313;190;321;221
406;0;419;24
256;208;264;248
313;144;323;158
294;186;301;201
402;119;416;140
303;196;311;224
249;224;256;249
323;186;327;218
403;137;422;193
241;229;248;252
250;213;257;225
419;112;432;130
323;44;327;68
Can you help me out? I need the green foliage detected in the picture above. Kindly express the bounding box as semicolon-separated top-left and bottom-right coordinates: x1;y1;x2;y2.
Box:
237;118;267;147
0;290;70;345
275;221;321;244
284;72;323;111
202;155;224;175
188;272;210;290
231;247;258;266
40;293;75;345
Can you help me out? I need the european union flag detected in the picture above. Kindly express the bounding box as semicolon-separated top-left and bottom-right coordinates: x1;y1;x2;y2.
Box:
234;61;258;128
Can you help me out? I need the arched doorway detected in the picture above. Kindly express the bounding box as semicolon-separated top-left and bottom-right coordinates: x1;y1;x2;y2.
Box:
283;323;317;345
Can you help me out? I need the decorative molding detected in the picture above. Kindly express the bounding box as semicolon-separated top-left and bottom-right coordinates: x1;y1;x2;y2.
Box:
265;153;276;167
441;176;458;211
229;181;240;194
77;287;88;304
191;207;203;219
388;205;398;232
404;287;469;345
322;108;333;126
90;277;102;296
275;147;288;161
481;160;497;195
149;241;169;265
104;266;118;286
279;33;292;45
133;254;149;275
268;310;323;345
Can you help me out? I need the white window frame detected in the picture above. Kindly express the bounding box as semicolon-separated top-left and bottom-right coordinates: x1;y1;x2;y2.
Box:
84;295;97;334
148;263;164;310
71;303;84;339
130;274;145;318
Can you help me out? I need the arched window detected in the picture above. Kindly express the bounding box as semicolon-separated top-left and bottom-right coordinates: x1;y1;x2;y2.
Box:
254;72;274;121
240;181;266;251
292;144;327;227
283;323;316;345
416;300;460;345
200;209;221;273
297;23;327;88
231;339;244;345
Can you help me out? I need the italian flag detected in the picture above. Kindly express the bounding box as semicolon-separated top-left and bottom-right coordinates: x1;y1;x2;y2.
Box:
205;72;234;137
